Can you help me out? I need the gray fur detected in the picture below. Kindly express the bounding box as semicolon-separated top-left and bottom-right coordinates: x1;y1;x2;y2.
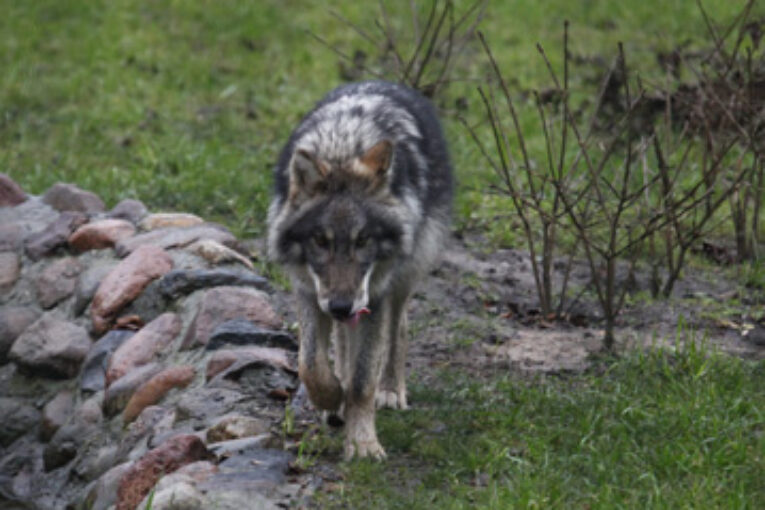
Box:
266;81;452;459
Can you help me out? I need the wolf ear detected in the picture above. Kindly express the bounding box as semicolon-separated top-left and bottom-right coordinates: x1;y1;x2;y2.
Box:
358;140;393;185
288;148;329;202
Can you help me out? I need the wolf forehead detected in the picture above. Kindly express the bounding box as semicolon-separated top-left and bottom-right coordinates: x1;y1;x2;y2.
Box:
280;197;403;246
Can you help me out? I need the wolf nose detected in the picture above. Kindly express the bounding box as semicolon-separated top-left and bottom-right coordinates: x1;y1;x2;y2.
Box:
328;299;354;320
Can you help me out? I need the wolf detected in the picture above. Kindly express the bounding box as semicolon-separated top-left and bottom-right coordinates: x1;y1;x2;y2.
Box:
267;81;453;459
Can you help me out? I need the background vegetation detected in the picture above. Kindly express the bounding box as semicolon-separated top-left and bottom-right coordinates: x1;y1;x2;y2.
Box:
0;0;752;237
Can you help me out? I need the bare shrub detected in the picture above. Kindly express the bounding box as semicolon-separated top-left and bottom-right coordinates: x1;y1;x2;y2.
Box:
310;0;487;99
468;21;755;350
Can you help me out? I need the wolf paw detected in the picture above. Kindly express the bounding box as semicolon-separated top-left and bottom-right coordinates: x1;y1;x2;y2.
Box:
344;438;387;461
375;389;408;410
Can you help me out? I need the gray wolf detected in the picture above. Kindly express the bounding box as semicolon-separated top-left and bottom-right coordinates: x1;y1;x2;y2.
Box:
267;81;453;459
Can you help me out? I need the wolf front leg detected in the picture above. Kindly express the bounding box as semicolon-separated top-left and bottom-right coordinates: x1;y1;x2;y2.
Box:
343;301;390;460
376;286;411;410
296;292;343;412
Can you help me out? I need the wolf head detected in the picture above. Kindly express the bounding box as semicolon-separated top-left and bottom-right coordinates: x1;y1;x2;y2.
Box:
270;140;405;321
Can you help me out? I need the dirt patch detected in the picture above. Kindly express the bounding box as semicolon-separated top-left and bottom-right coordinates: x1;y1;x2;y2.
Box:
403;233;764;382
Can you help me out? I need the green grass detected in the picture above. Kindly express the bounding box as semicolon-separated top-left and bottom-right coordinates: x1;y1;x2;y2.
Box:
1;0;757;237
317;343;764;509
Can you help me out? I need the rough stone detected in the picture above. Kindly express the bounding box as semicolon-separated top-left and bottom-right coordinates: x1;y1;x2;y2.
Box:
24;211;88;260
106;313;181;385
138;212;204;231
181;287;281;350
91;245;174;335
175;387;244;424
206;347;295;381
0;251;21;294
115;223;237;257
74;391;104;425
103;362;162;417
73;261;118;315
34;256;83;309
207;414;270;443
0;223;24;252
115;434;213;510
173;460;218;483
123;365;196;424
81;329;135;394
159;268;270;300
208;319;297;351
187;238;254;269
136;478;207;510
68;218;136;252
44;421;97;471
0;173;27;206
74;443;119;482
40;390;74;441
118;406;176;462
211;355;297;399
199;448;292;500
0;397;40;446
42;182;105;214
119;278;167;327
9;314;91;378
204;491;279;510
88;461;134;510
0;306;40;362
108;198;148;224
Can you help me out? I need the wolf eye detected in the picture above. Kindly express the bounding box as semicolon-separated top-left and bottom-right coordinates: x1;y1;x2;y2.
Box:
313;233;329;249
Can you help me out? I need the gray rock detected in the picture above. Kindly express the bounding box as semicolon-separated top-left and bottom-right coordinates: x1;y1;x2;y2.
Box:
108;198;148;224
159;268;270;300
115;223;237;257
181;286;281;350
121;278;167;326
208;319;296;351
0;173;27;207
42;182;105;214
103;362;162;417
199;448;292;499
0;397;41;446
0;197;59;243
175;387;244;425
74;261;118;316
24;211;88;260
211;357;297;398
117;406;177;462
74;391;105;426
87;461;134;510
204;491;280;510
136;476;207;510
34;256;83;309
40;390;74;441
44;421;97;471
0;223;24;252
73;444;118;481
81;329;135;394
0;252;21;295
0;307;40;362
9;314;91;378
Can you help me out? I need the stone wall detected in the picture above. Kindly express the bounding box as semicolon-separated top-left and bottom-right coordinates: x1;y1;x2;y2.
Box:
0;174;308;510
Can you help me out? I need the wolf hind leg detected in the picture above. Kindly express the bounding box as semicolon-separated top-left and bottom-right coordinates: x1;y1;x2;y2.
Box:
376;291;410;410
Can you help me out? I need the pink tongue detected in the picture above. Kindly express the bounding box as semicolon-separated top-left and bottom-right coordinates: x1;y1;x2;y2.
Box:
346;307;371;327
